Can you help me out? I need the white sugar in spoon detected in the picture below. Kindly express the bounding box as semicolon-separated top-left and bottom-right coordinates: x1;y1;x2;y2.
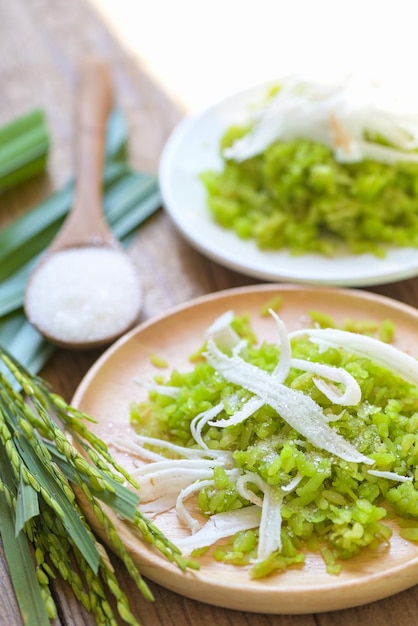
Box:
24;57;142;350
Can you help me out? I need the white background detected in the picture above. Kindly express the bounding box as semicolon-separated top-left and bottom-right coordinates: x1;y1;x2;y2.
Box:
91;0;418;112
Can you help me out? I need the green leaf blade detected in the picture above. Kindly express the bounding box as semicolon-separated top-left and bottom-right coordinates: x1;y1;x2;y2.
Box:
0;448;51;626
15;471;40;535
14;436;101;573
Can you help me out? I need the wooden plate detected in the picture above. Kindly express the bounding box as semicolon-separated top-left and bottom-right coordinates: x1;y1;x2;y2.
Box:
72;284;418;614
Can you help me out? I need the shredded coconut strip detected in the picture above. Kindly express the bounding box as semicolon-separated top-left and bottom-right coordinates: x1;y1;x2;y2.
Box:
236;473;264;507
281;474;303;492
109;436;168;462
176;468;243;533
174;506;261;554
191;402;225;449
208;395;263;428
132;460;226;502
257;484;283;561
368;470;413;483
176;479;215;533
204;310;241;350
290;358;361;406
134;469;215;501
269;309;292;382
133;458;226;477
237;471;283;560
111;434;231;463
289;327;418;386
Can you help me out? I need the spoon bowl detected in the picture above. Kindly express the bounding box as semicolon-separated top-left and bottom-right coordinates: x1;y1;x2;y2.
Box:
24;57;142;350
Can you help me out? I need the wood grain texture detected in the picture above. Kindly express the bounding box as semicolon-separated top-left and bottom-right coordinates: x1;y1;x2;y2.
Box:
2;0;418;625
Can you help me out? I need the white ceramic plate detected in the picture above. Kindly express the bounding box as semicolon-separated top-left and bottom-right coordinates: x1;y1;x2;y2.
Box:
72;284;418;614
159;82;418;287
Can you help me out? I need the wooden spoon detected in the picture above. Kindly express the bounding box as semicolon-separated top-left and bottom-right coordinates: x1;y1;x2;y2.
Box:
24;57;142;350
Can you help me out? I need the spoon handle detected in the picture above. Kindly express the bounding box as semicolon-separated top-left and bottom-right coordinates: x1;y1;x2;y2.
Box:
50;56;114;251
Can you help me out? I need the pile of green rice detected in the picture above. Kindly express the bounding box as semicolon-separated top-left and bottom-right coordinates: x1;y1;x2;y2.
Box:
200;128;418;256
131;314;418;577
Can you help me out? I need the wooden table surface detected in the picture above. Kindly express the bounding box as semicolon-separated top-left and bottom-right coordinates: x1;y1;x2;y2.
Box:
2;1;418;625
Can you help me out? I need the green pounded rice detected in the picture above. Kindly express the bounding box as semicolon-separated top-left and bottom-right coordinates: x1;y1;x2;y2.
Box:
130;314;418;577
200;126;418;256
